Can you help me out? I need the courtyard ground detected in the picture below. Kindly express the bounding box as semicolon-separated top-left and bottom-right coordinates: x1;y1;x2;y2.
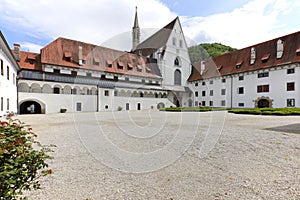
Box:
19;111;300;200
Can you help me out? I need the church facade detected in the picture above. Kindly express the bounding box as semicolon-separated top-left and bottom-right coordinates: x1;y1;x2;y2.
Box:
16;10;193;114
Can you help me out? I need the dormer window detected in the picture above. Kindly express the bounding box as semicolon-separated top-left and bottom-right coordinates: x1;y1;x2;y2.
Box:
236;61;243;69
250;47;256;64
106;60;112;68
261;53;270;63
146;67;151;73
137;65;142;72
117;61;124;69
93;57;100;66
127;63;133;70
26;54;36;64
64;52;72;62
296;48;300;56
276;39;284;59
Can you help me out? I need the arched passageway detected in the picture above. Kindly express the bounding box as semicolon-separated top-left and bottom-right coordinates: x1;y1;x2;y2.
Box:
20;101;42;114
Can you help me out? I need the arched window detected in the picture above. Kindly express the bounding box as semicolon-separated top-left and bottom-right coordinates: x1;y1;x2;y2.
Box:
174;69;182;85
277;39;284;59
174;57;180;66
172;37;176;46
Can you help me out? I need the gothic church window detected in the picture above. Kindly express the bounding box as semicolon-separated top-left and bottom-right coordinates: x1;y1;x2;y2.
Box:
174;69;181;85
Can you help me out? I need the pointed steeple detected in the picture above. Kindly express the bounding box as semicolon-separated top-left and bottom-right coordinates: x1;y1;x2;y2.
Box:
132;6;140;51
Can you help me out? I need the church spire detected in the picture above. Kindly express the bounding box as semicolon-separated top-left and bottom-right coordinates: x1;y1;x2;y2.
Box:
132;6;140;51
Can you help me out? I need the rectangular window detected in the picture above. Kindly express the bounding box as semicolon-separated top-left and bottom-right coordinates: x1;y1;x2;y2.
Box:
86;72;92;77
141;79;145;84
209;101;213;107
7;66;9;80
258;72;269;78
202;101;206;106
195;91;198;97
114;76;118;81
238;87;244;94
76;102;82;111
287;82;295;91
53;87;60;94
209;80;213;84
6;98;9;110
125;77;129;81
202;82;206;86
287;99;295;107
13;73;15;85
114;90;118;96
221;89;226;95
287;68;295;74
238;76;244;81
238;103;244;107
1;59;3;75
53;69;60;74
202;91;206;97
195;101;198;106
1;97;3;111
257;85;269;93
104;90;109;96
209;90;213;96
195;82;198;87
71;71;77;76
221;100;226;106
221;78;226;83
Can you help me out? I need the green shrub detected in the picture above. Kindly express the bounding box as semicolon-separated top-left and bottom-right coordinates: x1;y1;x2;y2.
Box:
161;106;212;112
229;107;300;115
0;114;54;199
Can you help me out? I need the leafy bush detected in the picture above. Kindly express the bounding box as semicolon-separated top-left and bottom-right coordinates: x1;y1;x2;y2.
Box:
228;108;300;115
0;114;54;199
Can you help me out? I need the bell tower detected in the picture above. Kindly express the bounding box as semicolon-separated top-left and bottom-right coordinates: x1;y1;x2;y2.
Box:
132;6;140;51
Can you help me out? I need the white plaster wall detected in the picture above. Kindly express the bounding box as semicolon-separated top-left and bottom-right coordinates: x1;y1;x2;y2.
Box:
159;19;191;87
0;50;18;116
98;88;174;111
19;92;97;113
189;65;300;108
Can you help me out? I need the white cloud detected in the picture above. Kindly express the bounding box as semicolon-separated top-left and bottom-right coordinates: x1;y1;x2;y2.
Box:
1;0;176;50
1;0;300;51
20;42;43;53
182;0;299;48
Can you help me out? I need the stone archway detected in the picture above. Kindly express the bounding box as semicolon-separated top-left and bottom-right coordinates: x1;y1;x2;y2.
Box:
255;96;273;108
19;100;44;114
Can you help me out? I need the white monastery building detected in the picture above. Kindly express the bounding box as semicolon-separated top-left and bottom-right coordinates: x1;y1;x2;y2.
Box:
188;31;300;108
1;9;299;114
15;10;193;114
0;31;19;116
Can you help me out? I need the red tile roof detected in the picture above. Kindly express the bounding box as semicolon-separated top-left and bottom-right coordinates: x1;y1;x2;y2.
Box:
12;51;42;71
16;37;161;79
188;31;300;81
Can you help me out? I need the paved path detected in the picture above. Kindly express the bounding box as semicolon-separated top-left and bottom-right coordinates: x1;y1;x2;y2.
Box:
18;111;300;199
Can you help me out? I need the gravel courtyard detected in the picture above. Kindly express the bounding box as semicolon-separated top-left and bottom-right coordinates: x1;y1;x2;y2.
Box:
19;111;300;200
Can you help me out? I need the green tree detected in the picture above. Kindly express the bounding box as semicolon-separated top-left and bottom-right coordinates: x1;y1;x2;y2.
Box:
0;114;54;199
188;43;237;63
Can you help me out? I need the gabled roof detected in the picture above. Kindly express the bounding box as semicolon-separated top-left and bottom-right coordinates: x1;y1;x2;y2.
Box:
0;31;20;71
133;17;178;56
188;31;300;81
13;51;42;71
21;37;162;79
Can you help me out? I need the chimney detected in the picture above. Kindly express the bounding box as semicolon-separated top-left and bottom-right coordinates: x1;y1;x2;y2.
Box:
78;46;83;65
13;43;20;61
200;61;205;75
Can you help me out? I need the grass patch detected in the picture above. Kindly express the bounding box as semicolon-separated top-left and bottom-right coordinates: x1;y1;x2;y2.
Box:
160;106;212;112
228;108;300;115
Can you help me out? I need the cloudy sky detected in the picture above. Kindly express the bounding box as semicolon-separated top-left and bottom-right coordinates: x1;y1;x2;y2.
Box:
1;0;299;52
